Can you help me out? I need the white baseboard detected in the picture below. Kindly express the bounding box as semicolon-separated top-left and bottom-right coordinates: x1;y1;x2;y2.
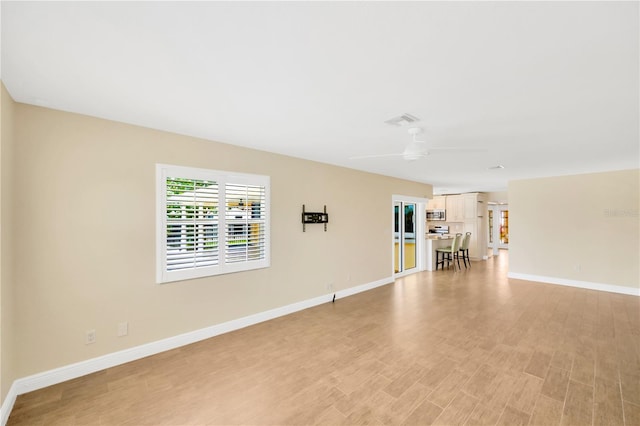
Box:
1;276;394;425
335;276;393;299
507;272;640;296
0;383;17;426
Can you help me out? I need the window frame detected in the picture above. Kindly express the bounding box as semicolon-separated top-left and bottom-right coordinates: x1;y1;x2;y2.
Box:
156;164;270;284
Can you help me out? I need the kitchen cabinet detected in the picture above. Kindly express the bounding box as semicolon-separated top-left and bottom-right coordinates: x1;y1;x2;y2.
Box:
463;194;477;220
463;193;488;260
443;193;485;223
444;194;476;222
445;195;465;222
427;193;488;260
463;220;487;260
440;193;487;260
427;196;446;210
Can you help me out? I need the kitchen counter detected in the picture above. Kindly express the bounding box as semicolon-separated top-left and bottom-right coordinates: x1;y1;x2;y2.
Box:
426;234;454;240
424;234;455;271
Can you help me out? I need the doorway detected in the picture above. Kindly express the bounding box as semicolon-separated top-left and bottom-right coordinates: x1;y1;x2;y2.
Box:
488;204;509;255
393;196;427;276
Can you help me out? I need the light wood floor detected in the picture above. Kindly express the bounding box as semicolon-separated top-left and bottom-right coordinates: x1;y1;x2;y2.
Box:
8;253;640;425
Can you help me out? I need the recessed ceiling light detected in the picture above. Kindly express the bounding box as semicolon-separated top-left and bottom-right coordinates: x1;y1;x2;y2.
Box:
488;165;505;170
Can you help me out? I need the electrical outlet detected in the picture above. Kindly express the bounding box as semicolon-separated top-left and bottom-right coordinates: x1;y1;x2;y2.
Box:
86;329;96;345
327;282;334;291
117;322;128;337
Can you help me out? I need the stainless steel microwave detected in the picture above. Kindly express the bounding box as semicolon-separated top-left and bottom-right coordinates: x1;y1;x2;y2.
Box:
426;209;446;221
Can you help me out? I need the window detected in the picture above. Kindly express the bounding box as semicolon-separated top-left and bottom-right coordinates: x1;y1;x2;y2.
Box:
156;164;270;283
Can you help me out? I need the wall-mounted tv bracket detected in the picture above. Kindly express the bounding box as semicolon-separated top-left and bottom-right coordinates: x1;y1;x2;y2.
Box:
302;205;328;232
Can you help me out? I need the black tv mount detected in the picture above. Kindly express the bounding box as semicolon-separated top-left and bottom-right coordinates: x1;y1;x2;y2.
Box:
302;205;328;232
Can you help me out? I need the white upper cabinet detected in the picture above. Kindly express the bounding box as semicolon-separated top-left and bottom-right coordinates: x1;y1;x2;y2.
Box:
463;194;477;220
444;193;487;222
427;196;446;210
445;196;463;222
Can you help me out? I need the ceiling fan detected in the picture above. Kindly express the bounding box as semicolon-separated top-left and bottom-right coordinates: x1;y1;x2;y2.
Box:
350;127;485;162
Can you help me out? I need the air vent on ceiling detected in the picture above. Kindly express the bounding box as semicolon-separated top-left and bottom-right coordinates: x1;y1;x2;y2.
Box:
384;113;420;127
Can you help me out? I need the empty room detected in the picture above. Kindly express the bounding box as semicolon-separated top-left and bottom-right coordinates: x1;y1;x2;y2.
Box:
1;1;638;425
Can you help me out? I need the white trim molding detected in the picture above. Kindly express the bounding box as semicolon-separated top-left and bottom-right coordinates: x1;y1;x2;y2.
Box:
335;276;393;299
0;276;394;425
1;383;18;426
391;194;428;278
507;272;640;296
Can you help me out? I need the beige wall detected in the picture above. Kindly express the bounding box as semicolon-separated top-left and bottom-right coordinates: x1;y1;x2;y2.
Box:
487;191;508;204
509;170;639;289
1;83;17;403
8;101;431;379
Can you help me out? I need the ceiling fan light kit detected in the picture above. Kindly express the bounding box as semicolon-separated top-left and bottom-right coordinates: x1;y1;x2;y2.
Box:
403;128;428;160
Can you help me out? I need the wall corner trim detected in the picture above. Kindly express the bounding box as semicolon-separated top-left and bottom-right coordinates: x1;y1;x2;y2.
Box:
1;383;18;426
507;272;640;296
1;276;394;425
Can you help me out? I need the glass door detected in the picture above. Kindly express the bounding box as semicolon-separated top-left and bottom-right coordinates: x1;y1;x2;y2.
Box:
499;209;509;248
489;204;509;254
394;202;401;273
394;201;417;273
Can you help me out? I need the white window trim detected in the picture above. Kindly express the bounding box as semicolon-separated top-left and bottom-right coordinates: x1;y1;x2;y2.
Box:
156;164;270;284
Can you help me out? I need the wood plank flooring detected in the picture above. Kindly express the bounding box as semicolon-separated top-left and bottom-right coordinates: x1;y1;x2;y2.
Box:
8;253;640;425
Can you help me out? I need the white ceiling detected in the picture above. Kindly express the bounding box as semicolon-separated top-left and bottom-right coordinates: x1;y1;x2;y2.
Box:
2;1;638;194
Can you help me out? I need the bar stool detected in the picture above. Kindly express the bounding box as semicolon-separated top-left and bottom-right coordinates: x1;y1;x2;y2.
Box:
435;233;463;271
459;232;472;268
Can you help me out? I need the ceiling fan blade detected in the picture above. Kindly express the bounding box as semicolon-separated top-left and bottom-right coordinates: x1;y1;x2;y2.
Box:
348;153;405;160
427;147;488;153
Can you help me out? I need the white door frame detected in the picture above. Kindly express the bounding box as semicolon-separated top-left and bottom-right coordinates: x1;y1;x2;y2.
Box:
488;204;509;255
392;195;428;278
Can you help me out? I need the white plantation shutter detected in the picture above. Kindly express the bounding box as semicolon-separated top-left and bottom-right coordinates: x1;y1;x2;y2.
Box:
224;184;267;264
165;179;219;272
157;165;270;283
